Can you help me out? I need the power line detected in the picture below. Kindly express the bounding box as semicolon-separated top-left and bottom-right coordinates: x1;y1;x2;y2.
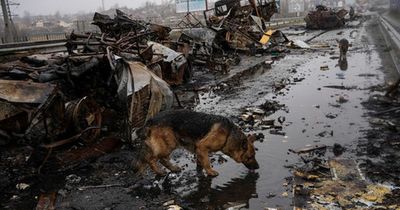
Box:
1;0;18;43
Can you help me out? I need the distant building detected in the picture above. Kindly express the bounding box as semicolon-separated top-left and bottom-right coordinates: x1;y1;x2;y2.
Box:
35;20;44;28
34;20;53;28
315;0;346;8
58;20;73;28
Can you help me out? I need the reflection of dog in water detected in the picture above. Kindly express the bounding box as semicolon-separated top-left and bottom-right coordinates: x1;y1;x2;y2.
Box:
338;58;348;71
133;110;259;177
186;172;260;209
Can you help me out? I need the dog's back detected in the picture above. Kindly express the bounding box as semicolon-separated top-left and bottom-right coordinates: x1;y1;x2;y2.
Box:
144;109;235;143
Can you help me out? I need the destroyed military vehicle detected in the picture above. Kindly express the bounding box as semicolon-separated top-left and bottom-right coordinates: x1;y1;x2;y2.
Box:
305;5;348;29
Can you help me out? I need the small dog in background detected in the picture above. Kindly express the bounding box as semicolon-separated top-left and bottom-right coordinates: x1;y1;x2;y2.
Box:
336;38;350;70
132;109;259;177
338;38;349;61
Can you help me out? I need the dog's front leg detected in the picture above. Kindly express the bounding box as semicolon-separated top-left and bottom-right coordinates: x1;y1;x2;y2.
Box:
149;157;166;176
196;147;219;177
160;158;181;173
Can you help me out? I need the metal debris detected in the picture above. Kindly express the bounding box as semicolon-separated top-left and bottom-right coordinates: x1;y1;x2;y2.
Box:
305;5;348;29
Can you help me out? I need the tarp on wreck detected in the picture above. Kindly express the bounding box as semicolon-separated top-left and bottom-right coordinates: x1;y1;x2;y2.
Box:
114;60;173;128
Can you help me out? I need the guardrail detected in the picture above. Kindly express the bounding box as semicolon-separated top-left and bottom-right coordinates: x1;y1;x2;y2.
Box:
266;17;305;28
378;14;400;75
0;32;67;45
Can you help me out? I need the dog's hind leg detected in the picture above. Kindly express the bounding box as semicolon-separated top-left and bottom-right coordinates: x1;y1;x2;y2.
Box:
160;158;181;173
147;127;178;176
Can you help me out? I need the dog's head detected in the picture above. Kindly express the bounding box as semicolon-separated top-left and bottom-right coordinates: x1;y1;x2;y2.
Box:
225;128;259;171
240;134;259;170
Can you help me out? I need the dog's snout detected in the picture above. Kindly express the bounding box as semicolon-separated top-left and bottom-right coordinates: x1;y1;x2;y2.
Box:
244;159;259;170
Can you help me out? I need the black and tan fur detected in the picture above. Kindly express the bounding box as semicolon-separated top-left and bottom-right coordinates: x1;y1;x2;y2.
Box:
133;109;259;177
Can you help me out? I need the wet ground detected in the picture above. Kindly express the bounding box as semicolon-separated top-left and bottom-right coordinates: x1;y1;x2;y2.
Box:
184;16;393;209
2;14;400;210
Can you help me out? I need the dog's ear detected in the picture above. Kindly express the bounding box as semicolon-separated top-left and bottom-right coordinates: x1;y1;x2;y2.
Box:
247;134;256;143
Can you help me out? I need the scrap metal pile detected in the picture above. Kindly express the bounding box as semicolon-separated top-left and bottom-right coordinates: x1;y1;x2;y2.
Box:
205;0;285;51
0;1;286;147
0;10;181;149
0;1;290;161
290;144;399;209
305;5;348;29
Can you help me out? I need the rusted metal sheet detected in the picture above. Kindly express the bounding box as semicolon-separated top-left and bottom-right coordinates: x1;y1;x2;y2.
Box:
0;100;23;121
305;5;348;29
148;41;189;85
36;192;57;210
0;79;65;143
0;79;56;104
113;61;173;128
0;100;28;138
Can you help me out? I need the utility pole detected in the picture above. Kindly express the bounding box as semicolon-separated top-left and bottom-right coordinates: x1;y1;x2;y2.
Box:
101;0;105;11
1;0;18;43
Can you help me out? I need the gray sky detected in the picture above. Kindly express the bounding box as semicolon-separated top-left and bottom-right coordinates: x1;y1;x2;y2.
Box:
13;0;163;16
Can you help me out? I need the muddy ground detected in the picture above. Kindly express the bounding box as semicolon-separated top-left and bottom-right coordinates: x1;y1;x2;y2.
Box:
1;13;400;210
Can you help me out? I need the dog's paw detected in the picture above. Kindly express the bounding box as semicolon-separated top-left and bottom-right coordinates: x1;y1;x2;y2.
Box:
206;169;219;177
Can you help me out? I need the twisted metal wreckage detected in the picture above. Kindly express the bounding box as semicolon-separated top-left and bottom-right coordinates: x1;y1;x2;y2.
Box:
0;0;294;149
305;5;349;29
0;1;349;150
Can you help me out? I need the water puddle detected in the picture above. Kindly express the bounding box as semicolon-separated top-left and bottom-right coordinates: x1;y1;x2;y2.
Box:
168;45;385;209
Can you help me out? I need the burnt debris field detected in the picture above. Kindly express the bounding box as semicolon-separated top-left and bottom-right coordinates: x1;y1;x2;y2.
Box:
1;1;400;210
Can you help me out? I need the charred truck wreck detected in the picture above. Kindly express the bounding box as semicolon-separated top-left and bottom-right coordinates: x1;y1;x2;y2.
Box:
305;5;348;29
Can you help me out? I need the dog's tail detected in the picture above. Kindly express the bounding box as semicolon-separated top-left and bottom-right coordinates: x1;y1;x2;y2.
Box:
131;126;152;175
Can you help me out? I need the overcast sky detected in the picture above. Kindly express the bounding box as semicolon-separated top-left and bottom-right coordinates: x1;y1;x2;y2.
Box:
13;0;163;16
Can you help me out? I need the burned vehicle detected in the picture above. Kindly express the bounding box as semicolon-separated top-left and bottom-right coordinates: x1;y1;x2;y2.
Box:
203;0;281;52
211;0;278;22
305;5;348;29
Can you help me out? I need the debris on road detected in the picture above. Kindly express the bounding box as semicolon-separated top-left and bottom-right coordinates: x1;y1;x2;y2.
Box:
292;144;399;210
289;144;327;154
238;100;286;133
320;65;329;71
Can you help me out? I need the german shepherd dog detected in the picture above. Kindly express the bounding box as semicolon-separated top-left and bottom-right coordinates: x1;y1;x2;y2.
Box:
133;109;259;177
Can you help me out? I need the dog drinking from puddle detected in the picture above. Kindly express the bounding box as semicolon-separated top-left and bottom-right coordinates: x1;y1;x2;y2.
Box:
133;109;259;177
